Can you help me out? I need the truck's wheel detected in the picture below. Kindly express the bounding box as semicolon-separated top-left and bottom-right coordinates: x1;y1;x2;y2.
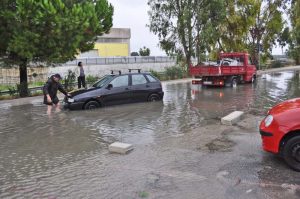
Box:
231;78;238;88
283;136;300;172
84;100;100;110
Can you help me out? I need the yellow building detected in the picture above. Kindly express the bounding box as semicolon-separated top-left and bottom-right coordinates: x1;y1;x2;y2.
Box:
94;28;131;57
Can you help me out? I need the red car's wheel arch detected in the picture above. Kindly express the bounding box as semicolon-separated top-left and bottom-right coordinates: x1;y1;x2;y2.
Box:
279;130;300;154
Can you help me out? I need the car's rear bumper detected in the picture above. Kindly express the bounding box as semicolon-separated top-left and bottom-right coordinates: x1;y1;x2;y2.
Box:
159;91;164;99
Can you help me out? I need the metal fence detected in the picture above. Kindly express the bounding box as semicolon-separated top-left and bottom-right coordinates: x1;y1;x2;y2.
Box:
65;56;177;66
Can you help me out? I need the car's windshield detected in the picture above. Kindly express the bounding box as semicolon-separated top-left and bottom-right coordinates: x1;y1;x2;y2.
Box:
92;75;114;88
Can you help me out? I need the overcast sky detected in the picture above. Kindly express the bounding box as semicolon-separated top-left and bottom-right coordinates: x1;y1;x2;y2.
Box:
108;0;165;56
108;0;284;56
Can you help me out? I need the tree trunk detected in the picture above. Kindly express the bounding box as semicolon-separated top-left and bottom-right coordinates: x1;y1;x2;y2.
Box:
19;60;29;97
186;54;192;75
296;55;300;65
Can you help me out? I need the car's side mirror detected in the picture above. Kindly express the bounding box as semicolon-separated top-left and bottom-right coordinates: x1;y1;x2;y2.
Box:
106;84;113;89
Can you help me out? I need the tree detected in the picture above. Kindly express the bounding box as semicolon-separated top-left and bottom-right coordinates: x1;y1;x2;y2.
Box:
248;0;284;67
218;0;284;68
277;27;291;54
287;0;300;64
0;0;113;97
139;46;150;56
148;0;225;66
218;0;258;52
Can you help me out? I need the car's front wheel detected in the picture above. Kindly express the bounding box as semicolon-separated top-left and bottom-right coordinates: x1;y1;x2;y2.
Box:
84;100;100;110
148;94;160;102
283;136;300;172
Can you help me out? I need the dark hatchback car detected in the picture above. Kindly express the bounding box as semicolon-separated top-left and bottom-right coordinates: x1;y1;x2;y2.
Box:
64;71;164;110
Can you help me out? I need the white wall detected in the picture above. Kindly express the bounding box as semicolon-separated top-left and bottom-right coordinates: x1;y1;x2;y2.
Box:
49;62;175;78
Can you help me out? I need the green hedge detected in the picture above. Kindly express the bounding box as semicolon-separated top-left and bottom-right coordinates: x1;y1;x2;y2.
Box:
150;65;188;81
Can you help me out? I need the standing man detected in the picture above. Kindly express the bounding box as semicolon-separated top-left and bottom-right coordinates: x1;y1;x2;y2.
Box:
43;74;69;114
76;61;86;89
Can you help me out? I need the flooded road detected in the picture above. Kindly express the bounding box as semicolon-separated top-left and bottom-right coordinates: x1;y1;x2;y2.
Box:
0;71;300;198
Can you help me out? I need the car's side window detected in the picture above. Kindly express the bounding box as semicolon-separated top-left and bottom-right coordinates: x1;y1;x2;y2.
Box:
132;74;147;85
146;74;158;82
110;75;129;88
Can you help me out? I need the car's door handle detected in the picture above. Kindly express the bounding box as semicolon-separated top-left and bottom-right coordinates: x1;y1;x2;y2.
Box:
146;85;150;88
125;88;130;90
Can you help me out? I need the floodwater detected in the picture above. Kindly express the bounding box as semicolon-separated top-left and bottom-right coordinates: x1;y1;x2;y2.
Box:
0;71;300;198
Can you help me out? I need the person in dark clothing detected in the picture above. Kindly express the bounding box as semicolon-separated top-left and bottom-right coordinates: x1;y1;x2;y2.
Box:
43;74;69;114
76;61;86;89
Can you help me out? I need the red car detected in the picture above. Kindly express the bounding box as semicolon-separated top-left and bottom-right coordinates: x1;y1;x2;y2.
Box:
260;98;300;171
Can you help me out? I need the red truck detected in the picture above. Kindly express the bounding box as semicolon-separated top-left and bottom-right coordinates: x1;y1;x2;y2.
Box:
190;52;257;87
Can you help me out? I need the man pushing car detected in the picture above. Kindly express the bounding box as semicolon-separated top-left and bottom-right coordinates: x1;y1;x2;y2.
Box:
43;73;70;114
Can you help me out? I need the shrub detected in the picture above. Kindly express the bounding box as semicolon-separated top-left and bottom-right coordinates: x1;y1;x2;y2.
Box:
150;69;161;80
64;70;76;91
8;86;17;96
165;66;186;80
86;75;98;84
270;60;284;68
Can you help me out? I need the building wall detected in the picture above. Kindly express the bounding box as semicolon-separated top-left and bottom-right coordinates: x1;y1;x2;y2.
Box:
94;43;129;57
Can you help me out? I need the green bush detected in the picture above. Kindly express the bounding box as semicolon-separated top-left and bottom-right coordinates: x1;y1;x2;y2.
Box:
64;70;76;91
270;60;284;68
86;75;98;84
7;86;17;96
165;66;186;80
150;69;162;80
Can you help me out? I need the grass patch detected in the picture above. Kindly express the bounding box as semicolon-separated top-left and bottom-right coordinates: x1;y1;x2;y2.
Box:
138;191;149;198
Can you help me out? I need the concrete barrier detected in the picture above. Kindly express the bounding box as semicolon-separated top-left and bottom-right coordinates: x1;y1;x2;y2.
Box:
108;142;133;154
221;111;244;125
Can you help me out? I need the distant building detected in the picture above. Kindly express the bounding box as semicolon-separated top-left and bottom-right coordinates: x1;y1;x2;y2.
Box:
95;28;131;57
77;28;131;58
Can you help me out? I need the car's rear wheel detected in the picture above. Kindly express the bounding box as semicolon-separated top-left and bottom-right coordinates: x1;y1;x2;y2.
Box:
148;94;160;102
84;100;100;110
283;136;300;172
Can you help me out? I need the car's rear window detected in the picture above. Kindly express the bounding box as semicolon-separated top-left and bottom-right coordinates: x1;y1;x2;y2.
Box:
146;74;158;82
132;74;147;85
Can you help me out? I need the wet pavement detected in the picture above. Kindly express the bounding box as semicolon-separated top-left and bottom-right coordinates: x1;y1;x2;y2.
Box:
0;71;300;198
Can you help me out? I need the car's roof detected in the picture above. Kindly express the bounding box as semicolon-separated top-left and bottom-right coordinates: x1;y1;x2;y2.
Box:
110;72;151;76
